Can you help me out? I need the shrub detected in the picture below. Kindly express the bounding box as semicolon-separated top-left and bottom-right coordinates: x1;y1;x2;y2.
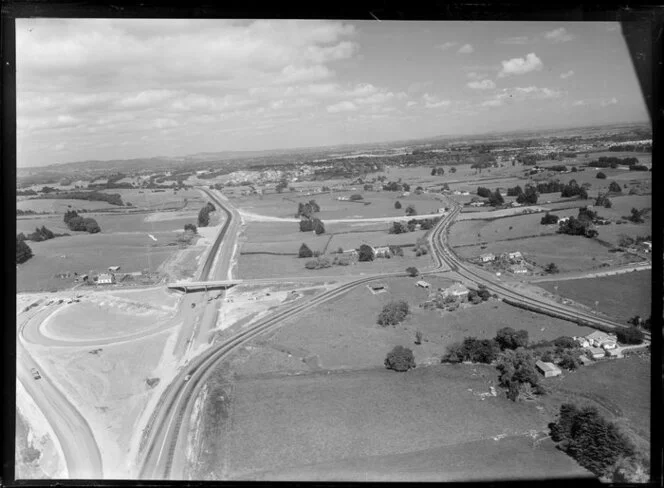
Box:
406;266;419;277
377;300;409;326
553;336;577;350
298;243;313;258
358;244;375;262
394;200;402;209
540;213;559;225
544;262;559;274
444;337;499;364
349;194;363;201
495;327;529;350
596;171;607;179
384;345;416;372
405;204;417;216
616;326;644;345
184;223;197;233
608;181;622;193
558;351;580;371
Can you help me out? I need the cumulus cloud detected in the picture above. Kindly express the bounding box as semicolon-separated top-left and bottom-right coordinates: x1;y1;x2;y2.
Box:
482;86;562;107
422;93;451;109
496;36;530;45
326;100;358;113
467;79;496;90
407;80;433;93
560;70;575;79
437;42;457;51
600;97;618;107
572;100;587;106
498;53;543;77
457;44;474;54
544;27;574;43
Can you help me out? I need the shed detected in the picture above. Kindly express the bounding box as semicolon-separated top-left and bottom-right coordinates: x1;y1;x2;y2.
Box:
578;355;592;366
108;266;121;272
480;253;495;263
588;347;606;359
607;349;623;359
370;283;386;291
97;273;115;285
416;280;430;289
536;361;562;378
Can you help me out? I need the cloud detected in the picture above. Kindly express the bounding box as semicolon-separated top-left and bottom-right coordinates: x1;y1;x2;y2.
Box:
560;70;575;79
422;93;451;109
406;101;417;108
482;86;562;107
600;97;618;107
437;42;457;51
498;53;543;77
326;100;357;113
544;27;574;43
496;36;530;45
457;44;474;54
407;80;433;93
572;100;587;106
467;79;496;90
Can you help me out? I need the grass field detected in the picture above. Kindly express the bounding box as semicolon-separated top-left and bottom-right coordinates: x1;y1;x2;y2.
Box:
255;276;595;372
547;354;651;449
17;198;120;213
450;213;557;248
220;364;585;479
537;270;651;323
453;234;618;273
97;188;206;210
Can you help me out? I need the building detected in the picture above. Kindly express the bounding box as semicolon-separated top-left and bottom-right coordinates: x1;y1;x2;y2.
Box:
510;201;523;207
607;349;623;359
460;191;470;196
573;336;590;348
510;264;528;274
558;217;570;224
586;331;617;349
342;249;359;260
470;201;484;207
578;355;592;366
479;253;495;263
108;266;121;272
416;280;430;289
506;251;523;262
370;283;386;291
588;347;606;359
642;241;652;252
97;273;115;285
373;246;392;258
438;207;449;214
443;282;469;298
536;361;562;378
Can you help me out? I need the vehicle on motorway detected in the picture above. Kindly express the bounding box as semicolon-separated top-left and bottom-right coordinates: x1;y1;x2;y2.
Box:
30;368;41;380
184;374;191;382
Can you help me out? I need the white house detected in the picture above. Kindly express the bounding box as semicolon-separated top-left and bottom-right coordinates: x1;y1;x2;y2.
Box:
470;201;484;207
536;361;562;378
443;282;469;298
558;217;570;224
586;331;617;349
510;264;528;274
573;336;590;348
460;191;470;196
373;246;392;258
416;280;430;289
480;253;495;263
507;251;523;262
642;241;652;252
97;273;115;285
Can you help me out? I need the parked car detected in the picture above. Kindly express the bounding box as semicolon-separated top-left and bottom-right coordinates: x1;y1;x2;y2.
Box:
30;368;41;380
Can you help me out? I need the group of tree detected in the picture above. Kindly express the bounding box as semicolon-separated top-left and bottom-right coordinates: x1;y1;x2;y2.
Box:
560;180;588;199
17;226;66;242
296;200;321;218
627;315;651;331
197;202;216;227
558;216;598;238
608;181;622;193
506;185;523;197
549;403;647;482
516;185;538;205
39;190;125;206
377;300;410;326
299;217;325;234
430;167;445;176
616;326;644;345
383;181;411;192
589;156;639;168
488;189;504;207
63;210;101;233
548;165;568;172
544;262;560;274
349;194;363;201
594;193;612;208
16;189;38;196
536;180;565;194
496;348;543;401
477;186;492;198
625;207;648;224
609;143;651;152
304;256;331;270
184;223;197;234
275;178;289;193
16;237;33;264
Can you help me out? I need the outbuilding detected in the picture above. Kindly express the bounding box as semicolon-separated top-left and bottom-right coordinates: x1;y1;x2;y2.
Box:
416;280;430;289
536;361;562;378
479;253;495;263
588;347;606;359
578;355;592;366
108;266;121;272
97;273;115;285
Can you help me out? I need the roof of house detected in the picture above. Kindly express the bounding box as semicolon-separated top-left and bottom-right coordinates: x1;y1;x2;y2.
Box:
98;273;113;280
587;331;616;342
480;253;495;259
588;347;605;355
416;280;430;286
374;246;391;251
108;266;121;271
536;361;561;373
508;251;523;257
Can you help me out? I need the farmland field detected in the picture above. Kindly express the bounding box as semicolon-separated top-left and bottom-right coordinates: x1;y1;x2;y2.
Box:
537;269;651;323
17;198;120;213
449;213;556;247
217;364;588;480
257;276;595;372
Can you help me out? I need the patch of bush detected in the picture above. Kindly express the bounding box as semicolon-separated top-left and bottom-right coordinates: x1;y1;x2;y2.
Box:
377;300;409;326
298;243;313;258
616;326;644;345
495;327;529;350
16;237;33;264
443;337;499;364
540;213;559;225
384;345;416;372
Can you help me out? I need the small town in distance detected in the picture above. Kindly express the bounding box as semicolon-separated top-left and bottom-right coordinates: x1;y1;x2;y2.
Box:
14;19;653;484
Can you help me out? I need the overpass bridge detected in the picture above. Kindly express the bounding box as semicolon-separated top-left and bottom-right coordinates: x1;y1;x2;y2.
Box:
167;280;242;292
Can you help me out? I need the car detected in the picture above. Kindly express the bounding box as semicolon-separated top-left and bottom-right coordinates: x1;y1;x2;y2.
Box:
30;368;41;380
184;374;191;382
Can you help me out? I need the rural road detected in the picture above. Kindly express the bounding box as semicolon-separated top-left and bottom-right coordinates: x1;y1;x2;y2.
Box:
17;307;103;479
527;261;651;283
238;209;446;223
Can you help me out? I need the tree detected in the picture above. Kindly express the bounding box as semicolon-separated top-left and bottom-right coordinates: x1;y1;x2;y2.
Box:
299;219;314;232
275;178;288;193
626;208;646;223
16;237;33;264
198;207;210;226
377;300;409;326
431;168;436;176
553;336;577;350
595;193;612;208
450;167;457;173
313;218;325;235
349;194;363;201
496;348;540;400
596;171;607;179
184;223;197;233
495;327;529;350
394;200;402;209
384;346;416;372
414;330;423;345
558;351;580;371
488;189;504;207
388;221;408;234
516;185;538;204
443;337;499;364
540;213;559;225
298;243;313;258
548;404;635;477
616;326;644;345
608;181;622;193
477;186;491;198
406;266;419;277
358;244;375;262
544;262;559;274
405;205;417;216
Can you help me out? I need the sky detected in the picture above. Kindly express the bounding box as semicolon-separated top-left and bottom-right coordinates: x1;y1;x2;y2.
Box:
16;19;650;167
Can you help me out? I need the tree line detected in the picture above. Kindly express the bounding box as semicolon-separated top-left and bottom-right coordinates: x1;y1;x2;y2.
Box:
64;210;101;233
